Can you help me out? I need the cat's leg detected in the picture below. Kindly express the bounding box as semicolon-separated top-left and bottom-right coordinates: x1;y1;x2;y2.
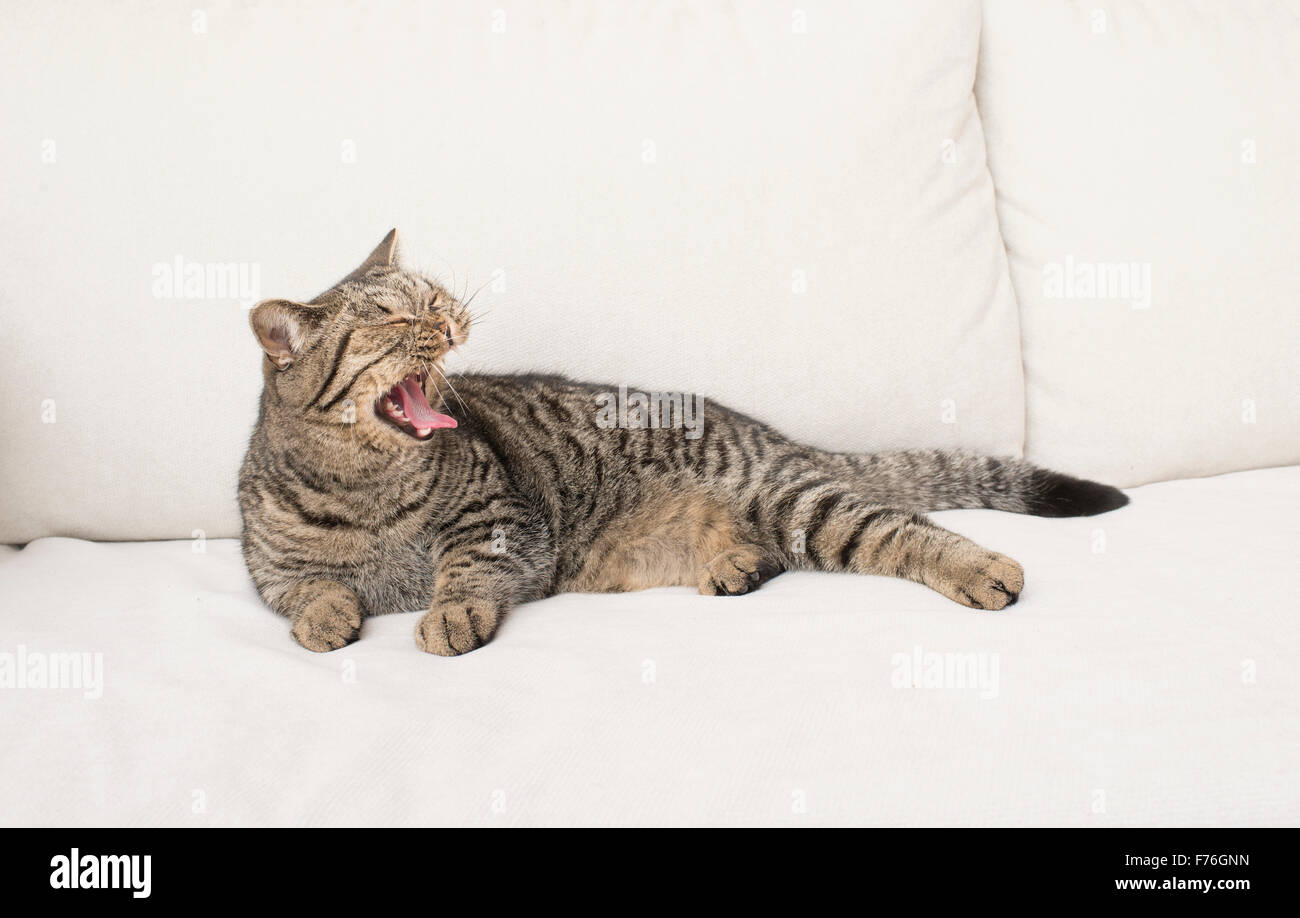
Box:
774;493;1024;609
837;508;1022;609
860;512;1023;609
416;515;555;656
279;579;365;652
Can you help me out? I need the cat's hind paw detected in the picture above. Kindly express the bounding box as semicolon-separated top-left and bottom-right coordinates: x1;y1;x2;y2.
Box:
699;545;782;596
943;554;1024;610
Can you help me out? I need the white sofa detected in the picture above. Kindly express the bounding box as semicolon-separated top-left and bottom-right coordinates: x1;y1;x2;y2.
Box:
2;1;1297;827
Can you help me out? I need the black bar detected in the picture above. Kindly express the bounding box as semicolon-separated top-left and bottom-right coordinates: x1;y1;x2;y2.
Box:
4;828;1289;905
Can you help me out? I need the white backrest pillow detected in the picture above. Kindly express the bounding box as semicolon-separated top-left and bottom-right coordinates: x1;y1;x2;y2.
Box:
978;0;1300;486
0;0;1023;542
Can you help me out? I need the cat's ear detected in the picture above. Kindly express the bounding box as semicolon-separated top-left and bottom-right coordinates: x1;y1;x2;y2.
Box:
348;228;401;278
249;299;322;369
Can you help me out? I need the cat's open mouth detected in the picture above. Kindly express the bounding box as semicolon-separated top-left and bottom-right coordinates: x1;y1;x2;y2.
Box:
375;371;457;439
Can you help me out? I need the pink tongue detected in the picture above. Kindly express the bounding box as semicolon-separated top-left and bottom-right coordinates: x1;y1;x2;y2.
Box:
396;375;457;430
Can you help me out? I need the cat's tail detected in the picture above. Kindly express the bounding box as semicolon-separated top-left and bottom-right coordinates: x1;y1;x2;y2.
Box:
830;449;1129;518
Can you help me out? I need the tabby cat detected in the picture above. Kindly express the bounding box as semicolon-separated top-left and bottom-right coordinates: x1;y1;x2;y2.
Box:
239;230;1128;655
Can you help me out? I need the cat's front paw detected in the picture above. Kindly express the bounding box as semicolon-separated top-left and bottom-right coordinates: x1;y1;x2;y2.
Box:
699;545;782;596
416;600;501;656
944;553;1024;610
290;593;362;652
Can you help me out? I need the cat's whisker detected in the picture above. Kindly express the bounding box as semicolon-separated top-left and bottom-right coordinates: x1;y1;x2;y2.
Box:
459;279;493;317
433;365;470;416
423;358;470;417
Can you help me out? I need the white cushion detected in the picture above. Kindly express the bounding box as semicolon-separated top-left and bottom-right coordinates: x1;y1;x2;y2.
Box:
2;467;1296;825
977;0;1300;486
0;0;1022;542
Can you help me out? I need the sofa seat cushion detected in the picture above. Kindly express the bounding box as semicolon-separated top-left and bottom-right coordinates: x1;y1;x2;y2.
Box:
2;465;1295;826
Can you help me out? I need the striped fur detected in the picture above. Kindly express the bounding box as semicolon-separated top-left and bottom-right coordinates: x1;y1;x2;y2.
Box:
239;232;1129;655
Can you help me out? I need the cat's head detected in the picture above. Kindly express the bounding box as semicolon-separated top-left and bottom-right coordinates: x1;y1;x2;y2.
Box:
249;230;470;448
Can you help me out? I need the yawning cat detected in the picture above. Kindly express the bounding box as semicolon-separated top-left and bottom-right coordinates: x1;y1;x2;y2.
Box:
239;231;1128;655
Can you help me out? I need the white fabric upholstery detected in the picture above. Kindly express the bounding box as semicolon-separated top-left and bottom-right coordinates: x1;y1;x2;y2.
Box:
2;467;1294;827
